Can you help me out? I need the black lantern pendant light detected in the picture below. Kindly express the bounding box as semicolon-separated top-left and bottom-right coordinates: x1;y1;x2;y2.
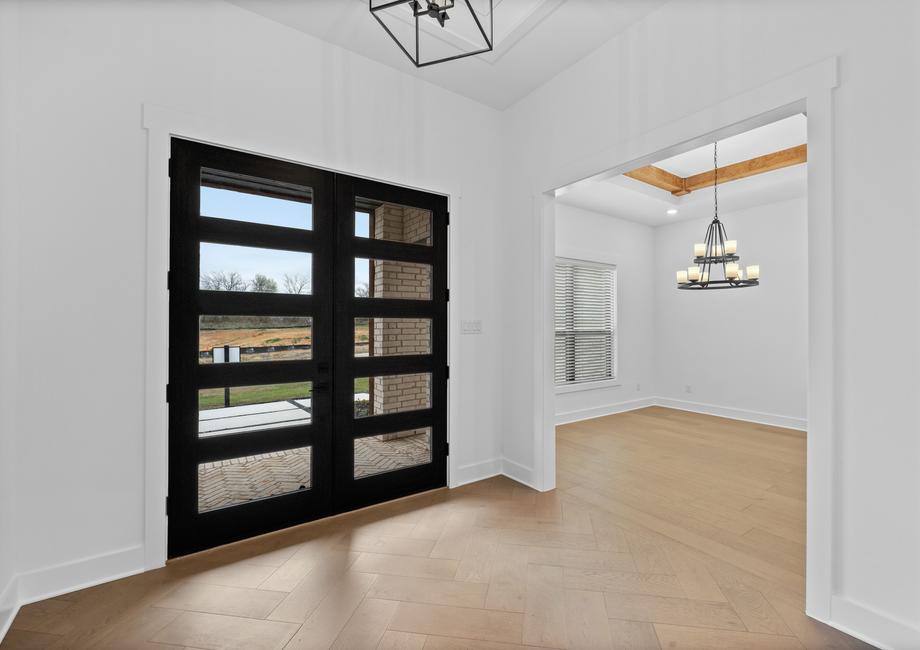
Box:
370;0;493;68
676;142;761;290
413;0;454;27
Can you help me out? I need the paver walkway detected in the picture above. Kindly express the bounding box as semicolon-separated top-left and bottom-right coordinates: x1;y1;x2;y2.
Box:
197;397;431;511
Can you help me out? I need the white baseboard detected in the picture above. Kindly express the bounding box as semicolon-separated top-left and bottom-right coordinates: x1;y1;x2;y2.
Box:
16;545;145;608
0;606;16;644
650;397;806;431
0;575;19;642
450;456;543;493
0;546;145;643
824;594;920;650
555;397;657;425
501;457;538;490
556;396;806;431
450;457;502;488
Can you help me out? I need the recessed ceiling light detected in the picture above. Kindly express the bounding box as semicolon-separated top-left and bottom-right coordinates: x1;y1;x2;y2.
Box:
667;208;678;216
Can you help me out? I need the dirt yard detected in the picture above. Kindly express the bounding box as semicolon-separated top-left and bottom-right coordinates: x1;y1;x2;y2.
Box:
199;326;313;352
198;324;369;353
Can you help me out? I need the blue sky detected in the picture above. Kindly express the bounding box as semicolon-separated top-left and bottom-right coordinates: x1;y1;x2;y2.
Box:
200;187;370;292
202;186;312;229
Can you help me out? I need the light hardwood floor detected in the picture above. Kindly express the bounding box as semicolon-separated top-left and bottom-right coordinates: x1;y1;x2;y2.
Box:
2;407;873;649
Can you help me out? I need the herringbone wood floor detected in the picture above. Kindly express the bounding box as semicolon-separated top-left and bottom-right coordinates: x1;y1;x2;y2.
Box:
2;407;874;649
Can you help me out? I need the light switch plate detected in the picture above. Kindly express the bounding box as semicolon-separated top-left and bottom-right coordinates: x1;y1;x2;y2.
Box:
461;320;482;335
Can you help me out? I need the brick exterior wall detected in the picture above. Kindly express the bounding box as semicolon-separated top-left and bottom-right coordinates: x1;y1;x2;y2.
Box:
372;318;431;356
371;203;432;442
373;203;432;246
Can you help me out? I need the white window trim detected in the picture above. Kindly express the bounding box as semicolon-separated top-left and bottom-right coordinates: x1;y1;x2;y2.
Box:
555;378;621;395
553;256;618;393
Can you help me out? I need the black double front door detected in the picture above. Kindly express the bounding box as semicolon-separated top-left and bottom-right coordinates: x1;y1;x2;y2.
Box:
167;139;447;557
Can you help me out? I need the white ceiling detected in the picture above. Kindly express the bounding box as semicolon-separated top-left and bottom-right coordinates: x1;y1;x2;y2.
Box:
226;0;666;109
557;114;808;227
656;114;807;177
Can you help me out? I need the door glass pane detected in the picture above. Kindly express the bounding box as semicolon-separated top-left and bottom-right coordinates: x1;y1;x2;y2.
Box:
199;316;312;364
354;428;432;479
355;258;431;299
200;243;312;295
200;168;312;230
354;198;432;245
354;373;431;418
355;318;431;357
198;381;312;437
355;210;371;238
198;446;312;513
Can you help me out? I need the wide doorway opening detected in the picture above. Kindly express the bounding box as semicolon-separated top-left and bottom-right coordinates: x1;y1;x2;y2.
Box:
544;112;821;642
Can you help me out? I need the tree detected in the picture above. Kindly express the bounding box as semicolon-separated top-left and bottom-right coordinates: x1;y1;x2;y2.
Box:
283;273;311;295
251;274;278;293
355;282;370;298
200;271;248;291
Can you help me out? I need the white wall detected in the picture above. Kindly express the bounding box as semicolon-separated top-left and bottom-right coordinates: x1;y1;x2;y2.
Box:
654;198;807;429
0;0;21;634
501;0;919;644
1;0;919;646
554;204;656;423
555;197;807;430
0;0;503;607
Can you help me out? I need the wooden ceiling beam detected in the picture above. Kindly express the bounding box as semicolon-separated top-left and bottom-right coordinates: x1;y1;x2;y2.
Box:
624;165;689;196
623;143;807;196
682;144;807;193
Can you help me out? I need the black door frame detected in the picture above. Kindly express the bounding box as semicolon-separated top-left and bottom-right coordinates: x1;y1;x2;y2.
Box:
167;138;448;557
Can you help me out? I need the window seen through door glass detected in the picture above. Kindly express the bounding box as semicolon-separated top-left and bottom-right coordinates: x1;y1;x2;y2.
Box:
198;446;312;513
200;243;312;295
354;318;431;357
198;315;313;364
200;168;313;230
198;381;313;437
354;198;432;245
354;258;431;299
354;429;431;479
354;373;431;418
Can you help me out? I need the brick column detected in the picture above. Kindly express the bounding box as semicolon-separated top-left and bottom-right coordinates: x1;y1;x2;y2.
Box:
371;204;432;440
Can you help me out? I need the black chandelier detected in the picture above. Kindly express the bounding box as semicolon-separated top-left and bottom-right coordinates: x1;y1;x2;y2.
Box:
370;0;493;68
676;142;760;290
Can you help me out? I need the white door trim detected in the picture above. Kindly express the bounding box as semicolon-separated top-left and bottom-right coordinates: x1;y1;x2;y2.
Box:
142;103;463;570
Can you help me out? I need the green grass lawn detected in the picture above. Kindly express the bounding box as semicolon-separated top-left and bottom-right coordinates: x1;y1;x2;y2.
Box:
199;377;370;410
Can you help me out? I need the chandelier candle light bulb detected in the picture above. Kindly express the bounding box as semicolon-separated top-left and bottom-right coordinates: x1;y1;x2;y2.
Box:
725;240;737;254
688;266;701;281
746;265;760;280
676;270;689;284
694;243;706;257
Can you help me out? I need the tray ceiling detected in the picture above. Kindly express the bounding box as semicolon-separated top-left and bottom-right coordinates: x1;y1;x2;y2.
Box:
557;115;808;226
226;0;665;109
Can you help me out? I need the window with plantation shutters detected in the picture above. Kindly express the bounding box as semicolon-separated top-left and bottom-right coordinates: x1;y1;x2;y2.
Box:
554;259;616;385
